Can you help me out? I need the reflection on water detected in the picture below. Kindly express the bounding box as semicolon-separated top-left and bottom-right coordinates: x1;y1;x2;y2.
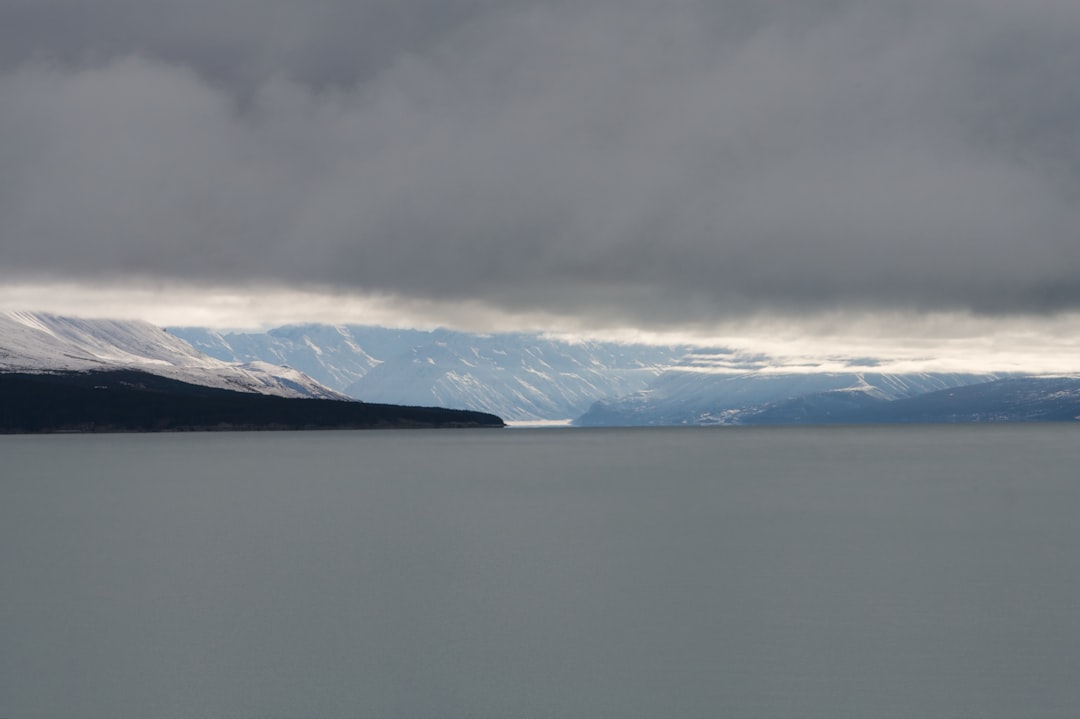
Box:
2;425;1080;718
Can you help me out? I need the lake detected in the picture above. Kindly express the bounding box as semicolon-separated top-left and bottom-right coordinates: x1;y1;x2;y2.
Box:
2;425;1079;718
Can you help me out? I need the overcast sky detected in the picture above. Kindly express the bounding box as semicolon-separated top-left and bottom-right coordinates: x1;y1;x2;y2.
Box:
2;0;1080;360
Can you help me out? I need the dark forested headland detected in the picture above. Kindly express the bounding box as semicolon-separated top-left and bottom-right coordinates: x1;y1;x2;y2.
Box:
0;370;504;433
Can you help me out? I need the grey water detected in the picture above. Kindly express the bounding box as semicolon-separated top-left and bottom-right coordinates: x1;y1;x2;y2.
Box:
2;425;1080;719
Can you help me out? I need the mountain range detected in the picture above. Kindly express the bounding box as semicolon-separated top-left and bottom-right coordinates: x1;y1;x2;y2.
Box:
3;312;1079;427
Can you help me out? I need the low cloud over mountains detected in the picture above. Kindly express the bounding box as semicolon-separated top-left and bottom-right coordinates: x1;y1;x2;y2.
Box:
3;0;1080;331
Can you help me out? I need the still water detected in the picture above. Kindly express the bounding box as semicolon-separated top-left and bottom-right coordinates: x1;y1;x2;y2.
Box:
2;425;1080;719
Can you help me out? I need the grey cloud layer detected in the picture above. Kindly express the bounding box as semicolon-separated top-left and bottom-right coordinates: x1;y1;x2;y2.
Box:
3;0;1079;325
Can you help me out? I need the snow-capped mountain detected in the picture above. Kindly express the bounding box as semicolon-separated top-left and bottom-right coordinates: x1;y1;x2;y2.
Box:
169;325;686;420
0;312;344;399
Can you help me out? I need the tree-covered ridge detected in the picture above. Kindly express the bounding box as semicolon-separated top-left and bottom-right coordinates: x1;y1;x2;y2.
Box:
0;370;504;433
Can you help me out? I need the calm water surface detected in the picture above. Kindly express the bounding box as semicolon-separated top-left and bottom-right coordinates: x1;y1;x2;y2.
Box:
2;425;1079;718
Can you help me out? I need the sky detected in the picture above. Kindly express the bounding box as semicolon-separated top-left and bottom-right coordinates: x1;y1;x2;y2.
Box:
2;0;1080;369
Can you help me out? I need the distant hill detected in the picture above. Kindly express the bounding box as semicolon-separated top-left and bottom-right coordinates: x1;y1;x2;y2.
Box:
738;377;1080;425
579;375;1080;426
575;369;1005;426
0;370;504;433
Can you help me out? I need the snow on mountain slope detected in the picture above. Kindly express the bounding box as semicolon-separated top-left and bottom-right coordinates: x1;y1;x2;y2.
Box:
175;325;382;391
342;330;689;420
169;324;685;420
0;312;345;399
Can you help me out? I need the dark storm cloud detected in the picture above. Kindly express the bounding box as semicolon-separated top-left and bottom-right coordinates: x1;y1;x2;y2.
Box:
2;0;1080;326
